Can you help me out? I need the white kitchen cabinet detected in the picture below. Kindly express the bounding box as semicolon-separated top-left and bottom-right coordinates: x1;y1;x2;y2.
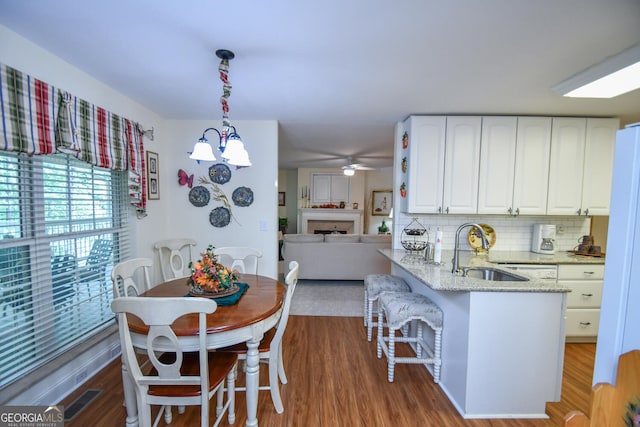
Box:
442;116;482;214
547;118;618;215
581;118;619;215
547;118;586;215
558;264;604;342
400;116;480;214
477;117;517;214
311;173;350;204
400;116;446;213
477;117;552;215
512;117;552;215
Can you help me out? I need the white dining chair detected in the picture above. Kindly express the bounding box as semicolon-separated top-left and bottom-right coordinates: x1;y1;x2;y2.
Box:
110;257;174;422
153;239;197;281
110;258;153;298
213;246;262;275
111;297;237;427
218;260;299;413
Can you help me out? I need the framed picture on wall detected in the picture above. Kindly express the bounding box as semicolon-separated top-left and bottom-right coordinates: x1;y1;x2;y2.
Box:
147;151;160;200
372;190;392;216
278;191;286;206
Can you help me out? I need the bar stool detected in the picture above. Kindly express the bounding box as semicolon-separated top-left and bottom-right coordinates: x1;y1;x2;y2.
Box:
376;292;443;383
364;274;411;341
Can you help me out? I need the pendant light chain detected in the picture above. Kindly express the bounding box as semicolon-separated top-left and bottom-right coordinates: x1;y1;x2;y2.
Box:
218;56;231;143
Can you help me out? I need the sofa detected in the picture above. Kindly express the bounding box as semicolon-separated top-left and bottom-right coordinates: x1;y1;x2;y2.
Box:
282;233;391;280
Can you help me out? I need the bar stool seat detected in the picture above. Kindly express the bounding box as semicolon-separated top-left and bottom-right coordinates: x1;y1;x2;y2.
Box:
376;292;443;383
364;274;411;341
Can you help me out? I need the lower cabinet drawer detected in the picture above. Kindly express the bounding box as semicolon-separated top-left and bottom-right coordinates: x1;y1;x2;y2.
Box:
565;281;603;308
565;309;600;336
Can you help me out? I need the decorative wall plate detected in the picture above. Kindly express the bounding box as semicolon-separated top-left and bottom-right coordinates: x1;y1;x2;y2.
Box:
188;186;210;207
468;223;497;250
209;206;231;227
232;186;254;207
209;163;232;185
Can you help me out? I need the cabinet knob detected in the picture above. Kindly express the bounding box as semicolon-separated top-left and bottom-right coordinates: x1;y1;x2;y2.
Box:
515;208;520;215
508;207;513;215
576;208;582;215
438;207;442;213
584;208;589;216
583;271;595;275
581;293;593;297
445;207;449;214
579;322;592;327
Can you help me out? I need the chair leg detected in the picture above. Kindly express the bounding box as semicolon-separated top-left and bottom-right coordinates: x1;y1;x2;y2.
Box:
433;327;442;383
415;323;423;358
268;352;284;413
388;327;396;382
163;405;172;424
376;309;384;358
367;298;375;341
363;289;368;327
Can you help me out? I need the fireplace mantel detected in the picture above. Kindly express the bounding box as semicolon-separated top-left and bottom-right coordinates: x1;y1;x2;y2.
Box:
299;208;363;234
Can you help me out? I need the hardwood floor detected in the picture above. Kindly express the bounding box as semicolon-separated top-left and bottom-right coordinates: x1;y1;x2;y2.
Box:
60;316;595;426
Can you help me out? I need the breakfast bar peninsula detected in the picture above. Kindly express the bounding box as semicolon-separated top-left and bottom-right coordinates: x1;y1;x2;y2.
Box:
379;249;570;419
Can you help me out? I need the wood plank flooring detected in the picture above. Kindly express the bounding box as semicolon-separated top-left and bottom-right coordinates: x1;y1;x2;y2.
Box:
60;316;595;426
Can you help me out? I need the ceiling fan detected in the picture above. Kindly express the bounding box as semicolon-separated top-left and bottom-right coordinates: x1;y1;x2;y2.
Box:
342;156;375;176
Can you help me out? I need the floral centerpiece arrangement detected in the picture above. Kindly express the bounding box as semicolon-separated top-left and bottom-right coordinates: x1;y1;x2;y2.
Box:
188;245;240;295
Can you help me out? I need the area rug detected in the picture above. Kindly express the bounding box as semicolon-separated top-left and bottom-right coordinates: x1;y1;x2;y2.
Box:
290;279;364;317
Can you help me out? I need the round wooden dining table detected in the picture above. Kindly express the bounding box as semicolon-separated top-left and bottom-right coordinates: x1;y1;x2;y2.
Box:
122;274;285;427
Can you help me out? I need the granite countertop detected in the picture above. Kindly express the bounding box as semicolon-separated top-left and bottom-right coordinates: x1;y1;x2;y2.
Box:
379;249;571;293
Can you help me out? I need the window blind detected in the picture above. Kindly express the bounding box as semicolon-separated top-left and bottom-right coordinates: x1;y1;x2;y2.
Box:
0;151;131;389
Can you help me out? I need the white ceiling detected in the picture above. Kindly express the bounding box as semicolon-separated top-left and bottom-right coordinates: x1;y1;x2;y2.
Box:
1;1;639;170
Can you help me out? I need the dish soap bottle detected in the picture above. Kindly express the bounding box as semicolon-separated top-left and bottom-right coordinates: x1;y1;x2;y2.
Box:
434;228;443;264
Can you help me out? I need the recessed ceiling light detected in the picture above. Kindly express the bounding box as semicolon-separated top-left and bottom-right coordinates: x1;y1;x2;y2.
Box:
553;43;640;98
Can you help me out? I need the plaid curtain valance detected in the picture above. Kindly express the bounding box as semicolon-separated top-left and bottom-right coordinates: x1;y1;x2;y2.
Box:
0;62;147;217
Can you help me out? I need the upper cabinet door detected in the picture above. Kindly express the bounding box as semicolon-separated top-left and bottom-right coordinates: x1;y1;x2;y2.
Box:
581;118;619;216
477;117;517;215
403;116;447;213
311;174;350;204
330;175;350;203
443;116;482;214
312;174;332;203
547;118;587;215
512;117;552;215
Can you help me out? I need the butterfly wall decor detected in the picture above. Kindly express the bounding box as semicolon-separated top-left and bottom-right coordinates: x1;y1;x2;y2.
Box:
178;169;194;188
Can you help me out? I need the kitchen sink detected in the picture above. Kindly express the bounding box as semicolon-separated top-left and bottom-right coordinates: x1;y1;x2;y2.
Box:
462;267;530;282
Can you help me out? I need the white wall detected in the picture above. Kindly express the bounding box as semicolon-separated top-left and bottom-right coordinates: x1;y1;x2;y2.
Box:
364;168;394;234
155;119;279;280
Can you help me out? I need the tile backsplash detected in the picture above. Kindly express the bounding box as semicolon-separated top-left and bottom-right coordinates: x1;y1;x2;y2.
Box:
391;213;592;253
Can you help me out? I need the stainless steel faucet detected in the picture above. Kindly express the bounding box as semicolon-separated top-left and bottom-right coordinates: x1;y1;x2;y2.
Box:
452;223;489;274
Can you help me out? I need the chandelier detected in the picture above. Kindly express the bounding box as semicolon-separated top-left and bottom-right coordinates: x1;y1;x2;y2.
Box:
190;49;251;166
